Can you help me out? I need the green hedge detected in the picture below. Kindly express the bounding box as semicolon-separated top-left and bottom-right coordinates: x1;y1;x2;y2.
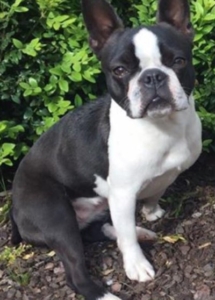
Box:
0;0;101;169
0;0;215;179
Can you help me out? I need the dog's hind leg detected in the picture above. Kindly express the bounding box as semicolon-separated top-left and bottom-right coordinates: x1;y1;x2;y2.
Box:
13;179;121;300
141;190;166;222
10;208;23;245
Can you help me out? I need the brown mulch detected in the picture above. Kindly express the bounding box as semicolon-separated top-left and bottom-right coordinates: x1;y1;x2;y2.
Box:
0;154;215;300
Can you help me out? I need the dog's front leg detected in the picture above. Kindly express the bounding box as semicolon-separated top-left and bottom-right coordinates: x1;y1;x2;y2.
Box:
108;188;155;282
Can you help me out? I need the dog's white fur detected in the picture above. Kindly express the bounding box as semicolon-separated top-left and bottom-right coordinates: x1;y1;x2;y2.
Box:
107;93;201;281
98;293;122;300
106;30;201;281
134;28;162;68
74;28;202;283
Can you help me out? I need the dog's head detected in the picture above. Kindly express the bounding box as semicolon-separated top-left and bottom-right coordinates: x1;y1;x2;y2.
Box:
82;0;195;119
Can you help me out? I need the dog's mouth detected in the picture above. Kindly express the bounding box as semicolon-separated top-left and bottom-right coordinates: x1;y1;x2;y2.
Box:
147;96;171;110
128;96;175;119
145;96;174;118
127;89;189;119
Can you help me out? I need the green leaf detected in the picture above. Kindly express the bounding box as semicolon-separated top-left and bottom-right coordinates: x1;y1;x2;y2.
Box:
59;100;71;108
62;18;76;28
47;18;55;28
53;22;60;30
83;71;95;83
12;0;23;7
50;75;58;84
33;87;42;94
44;84;54;92
203;139;212;147
61;64;71;74
13;38;23;49
14;6;29;12
74;94;82;107
22;48;37;57
0;12;8;19
24;108;33;120
73;62;81;73
0;123;7;132
162;234;186;244
203;13;215;21
11;95;21;104
23;89;32;97
30;38;40;47
44;117;58;129
29;78;38;88
0;158;13;166
1;143;15;157
47;103;58;113
195;2;204;15
55;15;69;22
49;67;63;76
69;72;82;82
194;33;203;42
59;79;69;92
19;82;30;89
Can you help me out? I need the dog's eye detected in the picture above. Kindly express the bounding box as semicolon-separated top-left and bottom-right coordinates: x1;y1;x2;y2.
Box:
113;66;127;78
173;57;187;68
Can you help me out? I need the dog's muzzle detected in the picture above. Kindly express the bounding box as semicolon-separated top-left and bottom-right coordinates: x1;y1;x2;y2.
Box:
138;69;174;118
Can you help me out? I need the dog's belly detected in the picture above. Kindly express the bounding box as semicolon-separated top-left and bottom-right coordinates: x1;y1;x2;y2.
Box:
72;197;108;229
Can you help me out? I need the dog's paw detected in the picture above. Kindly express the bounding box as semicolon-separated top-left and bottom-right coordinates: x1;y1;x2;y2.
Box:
102;224;157;242
123;246;155;282
142;204;165;222
98;293;122;300
102;223;116;240
136;227;157;241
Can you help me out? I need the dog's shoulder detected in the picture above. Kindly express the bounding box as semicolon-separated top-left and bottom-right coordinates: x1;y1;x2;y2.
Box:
61;94;111;143
34;94;111;146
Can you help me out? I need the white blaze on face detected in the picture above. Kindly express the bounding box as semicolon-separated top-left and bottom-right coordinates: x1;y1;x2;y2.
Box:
128;28;189;118
133;28;162;68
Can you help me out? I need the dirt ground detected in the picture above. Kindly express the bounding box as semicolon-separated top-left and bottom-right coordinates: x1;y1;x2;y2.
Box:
0;154;215;300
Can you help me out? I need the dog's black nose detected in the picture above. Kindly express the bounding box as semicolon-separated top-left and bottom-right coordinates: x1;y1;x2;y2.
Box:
140;69;167;89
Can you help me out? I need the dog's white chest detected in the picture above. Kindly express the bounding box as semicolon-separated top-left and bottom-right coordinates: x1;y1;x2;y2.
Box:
106;99;201;199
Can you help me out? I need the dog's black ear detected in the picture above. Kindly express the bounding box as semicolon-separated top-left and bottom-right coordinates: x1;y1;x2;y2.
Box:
157;0;194;39
82;0;123;57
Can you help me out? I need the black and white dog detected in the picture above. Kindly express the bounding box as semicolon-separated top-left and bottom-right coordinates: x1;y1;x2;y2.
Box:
11;0;202;299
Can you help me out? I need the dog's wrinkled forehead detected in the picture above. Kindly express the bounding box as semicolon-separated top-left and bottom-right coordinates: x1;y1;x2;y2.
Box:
133;28;161;68
102;24;192;71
